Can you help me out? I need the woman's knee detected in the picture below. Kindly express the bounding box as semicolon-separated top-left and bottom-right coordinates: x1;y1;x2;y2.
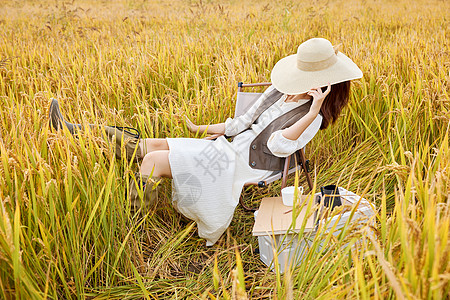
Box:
141;150;172;178
143;138;169;153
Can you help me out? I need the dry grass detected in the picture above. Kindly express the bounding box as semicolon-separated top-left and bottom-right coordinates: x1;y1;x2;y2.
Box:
0;0;449;298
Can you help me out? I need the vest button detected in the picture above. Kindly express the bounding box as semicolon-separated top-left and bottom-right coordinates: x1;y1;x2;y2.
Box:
251;145;256;150
251;161;256;167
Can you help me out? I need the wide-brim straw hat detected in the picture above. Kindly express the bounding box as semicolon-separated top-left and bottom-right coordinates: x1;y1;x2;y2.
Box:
270;38;363;95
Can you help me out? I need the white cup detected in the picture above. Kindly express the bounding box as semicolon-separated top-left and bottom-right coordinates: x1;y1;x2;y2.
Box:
281;186;304;206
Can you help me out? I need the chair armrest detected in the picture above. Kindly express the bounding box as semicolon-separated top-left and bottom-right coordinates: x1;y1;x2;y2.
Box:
203;133;224;140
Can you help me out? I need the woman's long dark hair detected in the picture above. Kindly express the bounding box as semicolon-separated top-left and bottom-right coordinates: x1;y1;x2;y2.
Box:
318;80;351;129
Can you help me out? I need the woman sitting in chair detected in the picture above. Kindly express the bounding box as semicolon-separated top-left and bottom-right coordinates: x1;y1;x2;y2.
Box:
48;37;363;246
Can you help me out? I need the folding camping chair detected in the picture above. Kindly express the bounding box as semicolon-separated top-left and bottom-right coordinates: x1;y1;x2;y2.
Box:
207;82;314;212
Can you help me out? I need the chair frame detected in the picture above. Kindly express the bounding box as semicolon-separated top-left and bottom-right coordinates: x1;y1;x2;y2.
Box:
236;82;314;212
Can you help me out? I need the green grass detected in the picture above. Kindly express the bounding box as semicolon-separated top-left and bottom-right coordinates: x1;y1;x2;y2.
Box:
0;0;449;298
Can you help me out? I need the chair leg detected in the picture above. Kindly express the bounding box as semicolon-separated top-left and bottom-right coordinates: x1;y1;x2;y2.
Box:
239;192;257;212
299;148;314;191
281;155;291;189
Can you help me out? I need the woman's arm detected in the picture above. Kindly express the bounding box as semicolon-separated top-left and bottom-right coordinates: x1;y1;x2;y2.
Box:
267;114;322;157
185;85;276;136
185;116;225;135
281;84;331;140
281;111;319;140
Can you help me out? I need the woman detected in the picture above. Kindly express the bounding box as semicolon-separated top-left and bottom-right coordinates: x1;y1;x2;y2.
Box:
49;38;362;246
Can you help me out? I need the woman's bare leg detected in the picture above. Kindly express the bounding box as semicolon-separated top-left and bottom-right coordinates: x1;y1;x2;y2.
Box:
140;150;172;178
139;138;169;157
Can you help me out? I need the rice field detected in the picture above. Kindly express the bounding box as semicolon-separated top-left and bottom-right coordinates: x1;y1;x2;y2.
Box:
0;0;449;298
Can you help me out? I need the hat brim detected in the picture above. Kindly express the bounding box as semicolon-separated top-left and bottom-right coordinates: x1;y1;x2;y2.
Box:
270;52;363;95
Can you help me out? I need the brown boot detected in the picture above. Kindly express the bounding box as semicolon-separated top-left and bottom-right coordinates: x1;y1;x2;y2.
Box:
102;126;145;163
48;98;82;134
48;98;145;163
128;173;161;211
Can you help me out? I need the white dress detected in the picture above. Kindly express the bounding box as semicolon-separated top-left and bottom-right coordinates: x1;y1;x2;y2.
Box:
166;85;322;246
